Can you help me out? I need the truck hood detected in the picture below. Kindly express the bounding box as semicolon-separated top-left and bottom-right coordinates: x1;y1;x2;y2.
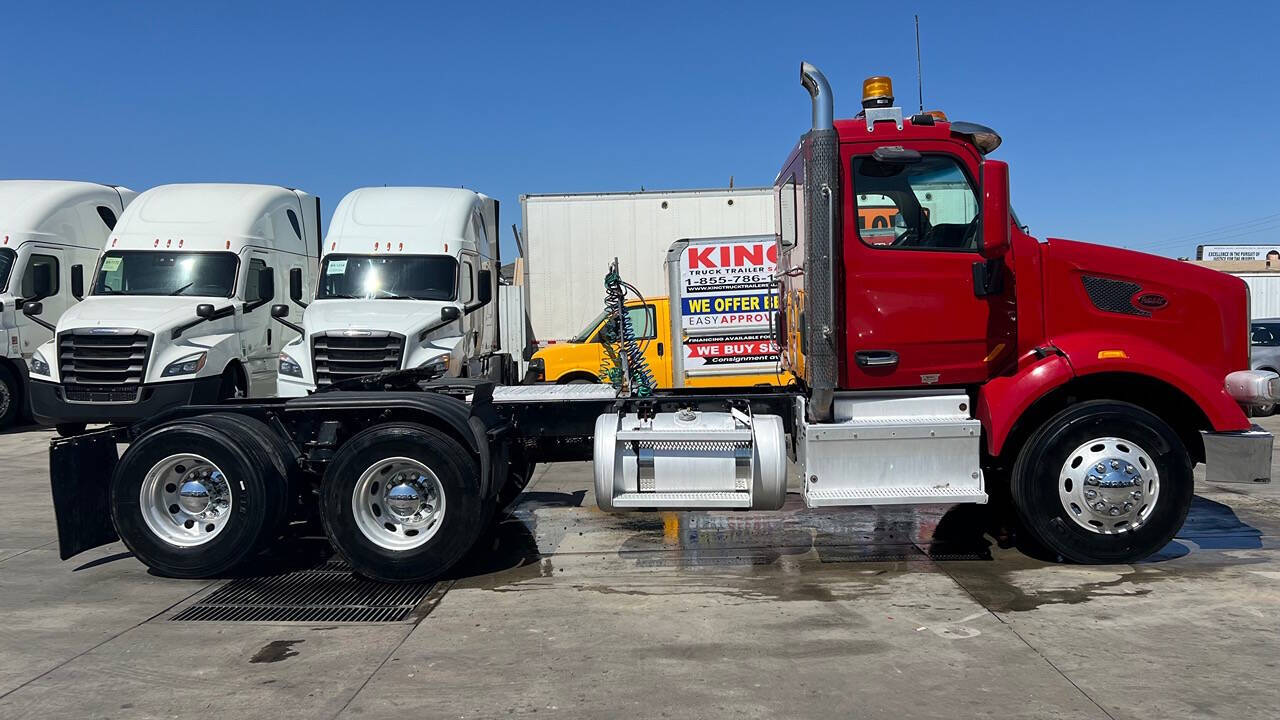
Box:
56;296;234;334
303;299;459;339
1041;238;1250;377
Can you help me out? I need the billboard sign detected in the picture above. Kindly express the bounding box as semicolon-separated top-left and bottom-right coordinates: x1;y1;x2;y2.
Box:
1198;245;1280;262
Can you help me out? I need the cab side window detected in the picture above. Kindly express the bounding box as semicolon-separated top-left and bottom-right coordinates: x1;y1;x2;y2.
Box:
459;259;475;303
852;154;980;251
21;254;60;298
1252;324;1280;347
245;258;268;300
593;305;656;342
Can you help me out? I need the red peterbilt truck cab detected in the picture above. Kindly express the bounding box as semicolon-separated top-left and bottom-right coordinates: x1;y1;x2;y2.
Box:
776;63;1275;561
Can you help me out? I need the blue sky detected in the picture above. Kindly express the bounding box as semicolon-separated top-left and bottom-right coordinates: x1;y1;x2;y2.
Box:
3;1;1277;261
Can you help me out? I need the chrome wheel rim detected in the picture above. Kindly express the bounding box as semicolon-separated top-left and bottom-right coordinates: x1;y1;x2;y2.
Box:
351;457;446;551
1058;436;1160;534
140;453;233;547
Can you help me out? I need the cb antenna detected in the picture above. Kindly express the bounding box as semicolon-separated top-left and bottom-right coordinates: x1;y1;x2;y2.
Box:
914;15;924;112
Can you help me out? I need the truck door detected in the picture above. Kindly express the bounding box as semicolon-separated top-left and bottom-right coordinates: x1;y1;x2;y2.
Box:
840;144;1014;388
15;246;67;358
238;252;276;395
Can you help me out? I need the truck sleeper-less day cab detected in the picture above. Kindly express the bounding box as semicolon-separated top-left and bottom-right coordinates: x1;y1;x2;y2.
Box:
0;181;136;428
275;187;506;396
45;63;1276;583
29;183;320;433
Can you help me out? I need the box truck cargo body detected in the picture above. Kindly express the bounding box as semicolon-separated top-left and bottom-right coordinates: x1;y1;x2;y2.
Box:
521;187;775;342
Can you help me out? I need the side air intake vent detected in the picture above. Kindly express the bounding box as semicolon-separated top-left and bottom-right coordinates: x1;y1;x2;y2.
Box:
1082;276;1148;317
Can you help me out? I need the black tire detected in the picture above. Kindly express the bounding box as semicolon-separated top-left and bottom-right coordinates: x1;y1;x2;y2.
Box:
186;413;295;537
320;423;484;583
110;416;287;578
56;423;88;438
0;365;19;430
565;378;596;385
1011;400;1193;564
1253;402;1275;417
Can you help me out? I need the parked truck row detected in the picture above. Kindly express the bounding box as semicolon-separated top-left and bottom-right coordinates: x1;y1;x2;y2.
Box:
42;63;1279;586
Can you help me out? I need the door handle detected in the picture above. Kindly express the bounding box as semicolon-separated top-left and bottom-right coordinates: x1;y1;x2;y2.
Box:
855;350;899;367
657;342;664;357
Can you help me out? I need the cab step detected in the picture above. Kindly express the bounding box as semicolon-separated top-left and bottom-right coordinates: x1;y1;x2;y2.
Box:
611;491;751;508
799;391;986;509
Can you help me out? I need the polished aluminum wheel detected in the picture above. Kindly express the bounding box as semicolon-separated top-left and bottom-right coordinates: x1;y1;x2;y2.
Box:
140;453;233;547
1058;436;1160;534
351;457;446;551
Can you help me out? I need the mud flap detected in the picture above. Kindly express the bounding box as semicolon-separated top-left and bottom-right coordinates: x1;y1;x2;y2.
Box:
50;428;123;560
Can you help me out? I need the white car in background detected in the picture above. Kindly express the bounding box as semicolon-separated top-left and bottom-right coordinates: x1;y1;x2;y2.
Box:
1250;317;1280;415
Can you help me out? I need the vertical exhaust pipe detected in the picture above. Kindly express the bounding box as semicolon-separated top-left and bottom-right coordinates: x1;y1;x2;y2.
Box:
799;62;839;422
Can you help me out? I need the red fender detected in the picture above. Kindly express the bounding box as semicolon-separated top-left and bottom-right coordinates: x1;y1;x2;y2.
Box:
977;351;1074;457
978;333;1251;457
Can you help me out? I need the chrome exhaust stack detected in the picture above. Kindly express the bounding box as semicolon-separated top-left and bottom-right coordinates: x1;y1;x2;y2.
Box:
799;62;839;422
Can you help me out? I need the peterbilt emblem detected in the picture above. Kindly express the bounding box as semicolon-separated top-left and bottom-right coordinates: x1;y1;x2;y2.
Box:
920;373;940;384
1134;293;1168;311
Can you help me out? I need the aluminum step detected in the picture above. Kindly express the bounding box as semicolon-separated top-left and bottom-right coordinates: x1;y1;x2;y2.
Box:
611;491;751;508
804;486;988;508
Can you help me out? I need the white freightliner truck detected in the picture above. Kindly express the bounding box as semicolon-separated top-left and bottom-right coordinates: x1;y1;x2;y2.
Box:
275;187;507;396
42;63;1277;584
28;183;320;434
0;181;136;428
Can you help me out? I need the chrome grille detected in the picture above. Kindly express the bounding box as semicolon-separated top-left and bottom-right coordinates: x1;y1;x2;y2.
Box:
57;329;151;386
312;331;404;386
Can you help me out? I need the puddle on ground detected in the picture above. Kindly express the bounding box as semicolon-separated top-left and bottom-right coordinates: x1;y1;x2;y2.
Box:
250;639;303;663
461;490;1273;611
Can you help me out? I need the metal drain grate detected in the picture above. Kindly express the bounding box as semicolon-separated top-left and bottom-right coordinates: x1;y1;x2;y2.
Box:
171;559;436;623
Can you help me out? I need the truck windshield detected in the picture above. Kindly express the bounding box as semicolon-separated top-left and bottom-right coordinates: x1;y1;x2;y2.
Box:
0;248;13;293
571;310;608;343
318;255;458;300
92;251;239;297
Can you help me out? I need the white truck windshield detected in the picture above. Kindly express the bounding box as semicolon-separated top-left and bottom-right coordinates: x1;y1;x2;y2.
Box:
0;248;13;293
318;255;458;300
92;251;239;297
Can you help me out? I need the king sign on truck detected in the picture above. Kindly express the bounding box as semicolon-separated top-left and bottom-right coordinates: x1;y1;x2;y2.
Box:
666;235;782;382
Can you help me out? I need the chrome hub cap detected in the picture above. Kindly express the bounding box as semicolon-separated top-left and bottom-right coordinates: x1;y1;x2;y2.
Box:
140;453;233;547
1058;437;1160;534
351;457;446;551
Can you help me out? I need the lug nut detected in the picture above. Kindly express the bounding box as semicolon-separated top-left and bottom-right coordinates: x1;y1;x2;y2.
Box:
1086;476;1100;486
1111;460;1120;470
1131;490;1143;500
1084;489;1098;499
1124;502;1133;511
1125;465;1135;474
1094;501;1107;511
1096;464;1106;473
1109;506;1121;516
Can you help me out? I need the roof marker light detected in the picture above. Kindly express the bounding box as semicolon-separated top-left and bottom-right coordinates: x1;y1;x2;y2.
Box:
926;110;948;122
375;242;380;251
398;242;404;251
861;76;894;108
179;239;184;247
166;239;172;247
2;236;7;245
331;242;336;251
111;238;117;247
225;240;231;249
154;239;160;247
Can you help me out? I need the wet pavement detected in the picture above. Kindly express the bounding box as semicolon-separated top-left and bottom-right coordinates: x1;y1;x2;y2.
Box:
1;418;1279;718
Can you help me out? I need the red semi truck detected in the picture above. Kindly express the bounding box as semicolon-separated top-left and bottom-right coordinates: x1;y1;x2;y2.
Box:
46;62;1276;582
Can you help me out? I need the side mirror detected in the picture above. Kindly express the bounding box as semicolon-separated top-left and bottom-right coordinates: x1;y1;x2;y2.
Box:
22;301;43;317
271;303;290;319
30;263;55;300
196;303;216;319
289;267;304;303
476;269;493;305
71;265;85;301
980;160;1011;259
441;305;461;323
257;267;275;302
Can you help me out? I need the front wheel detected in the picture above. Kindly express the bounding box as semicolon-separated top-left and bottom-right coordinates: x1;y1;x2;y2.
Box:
320;423;485;582
0;365;19;430
1011;400;1193;564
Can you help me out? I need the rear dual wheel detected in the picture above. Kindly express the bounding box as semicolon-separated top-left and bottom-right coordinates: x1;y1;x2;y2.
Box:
111;414;292;578
320;423;484;583
1011;400;1193;564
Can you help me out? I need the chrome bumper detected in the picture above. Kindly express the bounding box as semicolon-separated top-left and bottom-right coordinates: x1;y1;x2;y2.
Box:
1202;425;1273;484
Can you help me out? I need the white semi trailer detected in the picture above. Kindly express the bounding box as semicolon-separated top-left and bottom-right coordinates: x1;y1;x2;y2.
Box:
0;180;136;428
28;183;320;433
275;187;509;395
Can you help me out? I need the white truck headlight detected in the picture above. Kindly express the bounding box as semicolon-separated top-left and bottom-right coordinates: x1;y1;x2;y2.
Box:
279;353;303;378
29;349;50;377
418;355;450;376
162;352;207;377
